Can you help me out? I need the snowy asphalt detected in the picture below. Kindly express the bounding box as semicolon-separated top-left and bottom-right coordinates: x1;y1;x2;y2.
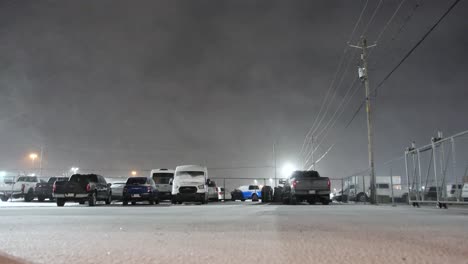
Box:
0;201;467;264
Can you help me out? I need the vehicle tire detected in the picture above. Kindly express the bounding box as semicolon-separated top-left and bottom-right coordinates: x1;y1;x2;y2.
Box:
79;201;85;205
24;189;34;202
89;192;97;206
356;193;367;203
105;194;112;205
289;194;297;205
252;194;259;202
241;199;245;202
322;199;330;205
123;200;128;206
37;196;45;202
231;197;235;201
171;198;177;204
149;199;155;205
56;198;65;207
308;199;316;205
131;201;136;205
0;196;8;202
154;199;160;205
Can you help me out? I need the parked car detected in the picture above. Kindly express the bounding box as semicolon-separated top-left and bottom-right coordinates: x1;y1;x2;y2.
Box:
0;176;38;202
110;182;127;201
446;184;463;200
172;165;209;204
123;177;159;205
151;168;174;201
53;174;112;206
231;189;245;201
35;177;68;202
237;185;262;201
462;183;468;202
207;180;218;201
216;187;231;201
261;186;273;203
280;170;330;205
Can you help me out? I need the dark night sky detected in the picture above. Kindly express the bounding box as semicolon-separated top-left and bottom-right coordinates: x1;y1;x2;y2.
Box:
0;0;467;179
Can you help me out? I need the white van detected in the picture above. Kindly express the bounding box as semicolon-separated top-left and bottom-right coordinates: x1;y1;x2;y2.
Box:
172;165;209;204
150;168;174;200
462;183;468;202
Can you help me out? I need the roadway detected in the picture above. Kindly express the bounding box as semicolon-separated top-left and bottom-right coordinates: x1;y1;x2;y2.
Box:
0;201;467;264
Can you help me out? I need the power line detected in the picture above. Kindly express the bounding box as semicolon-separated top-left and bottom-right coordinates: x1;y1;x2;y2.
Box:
374;0;407;44
299;0;371;160
371;0;462;96
344;0;461;131
361;0;384;36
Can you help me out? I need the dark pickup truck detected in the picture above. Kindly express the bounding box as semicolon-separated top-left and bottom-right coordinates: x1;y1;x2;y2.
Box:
35;177;68;202
53;174;112;207
280;170;331;205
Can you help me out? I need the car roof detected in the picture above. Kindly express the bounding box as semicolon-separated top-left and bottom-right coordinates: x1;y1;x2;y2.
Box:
175;165;207;171
150;169;175;173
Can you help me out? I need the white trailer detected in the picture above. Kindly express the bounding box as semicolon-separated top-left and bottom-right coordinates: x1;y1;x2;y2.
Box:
345;175;405;202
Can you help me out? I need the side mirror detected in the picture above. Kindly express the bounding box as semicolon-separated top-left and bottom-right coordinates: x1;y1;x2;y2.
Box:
169;179;173;185
206;179;211;185
279;179;286;184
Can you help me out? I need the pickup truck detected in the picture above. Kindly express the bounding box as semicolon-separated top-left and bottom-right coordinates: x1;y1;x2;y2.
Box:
53;174;112;206
35;177;68;202
280;170;330;205
0;176;38;202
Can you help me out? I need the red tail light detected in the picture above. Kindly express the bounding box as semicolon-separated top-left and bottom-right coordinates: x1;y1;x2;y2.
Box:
86;183;91;192
52;183;56;193
292;180;297;188
327;179;331;190
21;184;25;193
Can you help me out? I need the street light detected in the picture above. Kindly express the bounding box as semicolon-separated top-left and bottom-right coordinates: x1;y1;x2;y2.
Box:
29;153;38;164
70;167;79;174
131;170;137;176
281;162;297;178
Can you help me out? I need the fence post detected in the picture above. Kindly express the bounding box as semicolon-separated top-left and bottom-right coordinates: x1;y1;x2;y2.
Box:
432;139;440;206
390;167;395;206
404;151;410;204
341;178;344;203
417;150;422;202
451;138;459;202
362;175;366;204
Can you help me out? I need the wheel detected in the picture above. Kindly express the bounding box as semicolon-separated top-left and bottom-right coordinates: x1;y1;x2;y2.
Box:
123;200;128;206
0;196;8;202
149;199;155;205
24;189;34;202
231;197;235;201
89;192;97;206
171;199;177;204
322;199;330;205
154;199;159;205
131;201;136;205
252;194;259;202
37;196;45;202
289;194;297;205
356;193;367;203
56;199;65;207
105;194;112;205
79;201;85;205
308;199;316;205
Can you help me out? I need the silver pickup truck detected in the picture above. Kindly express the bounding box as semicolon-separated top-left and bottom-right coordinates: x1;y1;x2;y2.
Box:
280;170;331;205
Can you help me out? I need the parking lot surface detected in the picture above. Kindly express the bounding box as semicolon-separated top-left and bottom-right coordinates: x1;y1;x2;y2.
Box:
0;202;467;264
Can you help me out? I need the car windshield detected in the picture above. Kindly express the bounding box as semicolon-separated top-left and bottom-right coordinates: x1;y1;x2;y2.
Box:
2;176;15;184
126;177;147;185
70;175;97;183
176;171;204;177
152;173;173;184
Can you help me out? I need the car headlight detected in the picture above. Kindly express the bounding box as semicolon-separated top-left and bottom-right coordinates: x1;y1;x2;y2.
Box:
198;185;205;189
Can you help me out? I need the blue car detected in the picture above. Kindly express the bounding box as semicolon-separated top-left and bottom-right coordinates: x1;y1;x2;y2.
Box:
238;185;262;201
123;177;159;205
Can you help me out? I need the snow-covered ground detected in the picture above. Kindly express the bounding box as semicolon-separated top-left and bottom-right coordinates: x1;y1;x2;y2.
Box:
0;203;467;264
